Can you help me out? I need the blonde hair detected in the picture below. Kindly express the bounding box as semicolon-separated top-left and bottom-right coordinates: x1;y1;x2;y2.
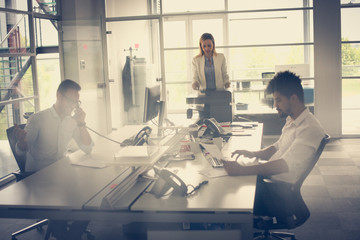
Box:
196;33;217;58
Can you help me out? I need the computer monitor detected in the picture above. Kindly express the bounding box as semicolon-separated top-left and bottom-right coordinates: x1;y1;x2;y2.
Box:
143;85;164;127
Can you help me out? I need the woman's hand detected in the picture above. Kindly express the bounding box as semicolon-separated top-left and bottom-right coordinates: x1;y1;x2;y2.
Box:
192;82;200;90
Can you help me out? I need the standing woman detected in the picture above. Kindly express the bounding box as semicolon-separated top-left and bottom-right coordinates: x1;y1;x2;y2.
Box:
192;33;230;91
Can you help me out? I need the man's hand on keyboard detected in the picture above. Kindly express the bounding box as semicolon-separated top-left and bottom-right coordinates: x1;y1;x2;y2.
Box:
231;149;256;160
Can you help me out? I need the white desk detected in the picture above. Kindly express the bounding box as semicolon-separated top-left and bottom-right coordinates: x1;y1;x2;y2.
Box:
0;124;263;240
132;124;262;239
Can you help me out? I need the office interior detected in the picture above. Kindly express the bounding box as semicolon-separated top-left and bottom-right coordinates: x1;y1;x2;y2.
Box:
0;0;360;239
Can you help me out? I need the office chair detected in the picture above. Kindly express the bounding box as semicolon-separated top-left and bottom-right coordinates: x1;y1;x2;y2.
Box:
6;124;34;181
253;134;330;240
7;124;95;240
6;124;49;240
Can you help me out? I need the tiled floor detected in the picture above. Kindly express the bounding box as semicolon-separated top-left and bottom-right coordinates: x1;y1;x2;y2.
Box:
1;137;360;240
292;138;360;240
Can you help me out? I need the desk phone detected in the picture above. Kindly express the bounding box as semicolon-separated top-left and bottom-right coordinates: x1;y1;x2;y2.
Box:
203;118;232;137
150;166;187;198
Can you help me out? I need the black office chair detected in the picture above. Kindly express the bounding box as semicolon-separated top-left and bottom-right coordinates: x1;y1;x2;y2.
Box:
253;134;330;240
6;124;50;240
6;124;34;181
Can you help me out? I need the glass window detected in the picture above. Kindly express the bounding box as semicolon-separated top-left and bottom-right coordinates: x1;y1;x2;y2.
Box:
163;0;225;13
164;51;189;84
341;8;360;41
229;45;313;113
341;7;360;135
33;0;58;15
105;0;156;18
1;0;28;11
164;21;186;48
35;19;59;47
37;53;60;110
341;0;360;4
192;18;224;47
342;78;360;134
342;43;360;77
228;45;313;79
228;10;313;45
0;12;30;53
228;0;312;11
166;83;192;111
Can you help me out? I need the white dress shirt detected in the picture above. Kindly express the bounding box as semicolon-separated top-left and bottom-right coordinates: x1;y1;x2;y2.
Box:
17;106;93;172
269;108;326;183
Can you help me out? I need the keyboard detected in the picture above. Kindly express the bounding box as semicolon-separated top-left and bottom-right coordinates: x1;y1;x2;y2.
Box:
162;128;189;154
200;146;224;168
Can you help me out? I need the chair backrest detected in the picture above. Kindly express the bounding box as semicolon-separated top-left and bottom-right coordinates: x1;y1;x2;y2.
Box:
258;134;331;230
296;134;331;189
6;124;27;173
285;134;330;228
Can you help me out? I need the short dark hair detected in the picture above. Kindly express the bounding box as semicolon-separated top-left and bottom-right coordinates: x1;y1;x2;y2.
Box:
57;79;81;95
265;71;304;103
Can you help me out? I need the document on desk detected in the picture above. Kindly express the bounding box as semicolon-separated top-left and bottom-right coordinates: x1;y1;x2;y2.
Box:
198;167;228;178
114;145;169;166
70;153;108;168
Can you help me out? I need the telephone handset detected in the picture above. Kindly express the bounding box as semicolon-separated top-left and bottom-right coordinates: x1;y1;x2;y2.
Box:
203;118;231;137
133;126;152;146
150;166;188;198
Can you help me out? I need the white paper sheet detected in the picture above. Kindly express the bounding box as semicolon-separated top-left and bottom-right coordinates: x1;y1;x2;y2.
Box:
70;153;107;168
114;146;150;158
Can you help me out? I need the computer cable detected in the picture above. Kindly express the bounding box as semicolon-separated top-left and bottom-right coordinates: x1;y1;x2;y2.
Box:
186;180;209;196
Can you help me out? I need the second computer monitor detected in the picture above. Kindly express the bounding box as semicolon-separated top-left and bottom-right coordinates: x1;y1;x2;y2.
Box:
143;85;164;127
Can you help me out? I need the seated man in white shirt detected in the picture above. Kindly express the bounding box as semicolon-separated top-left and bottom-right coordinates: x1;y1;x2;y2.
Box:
14;79;94;240
222;70;326;219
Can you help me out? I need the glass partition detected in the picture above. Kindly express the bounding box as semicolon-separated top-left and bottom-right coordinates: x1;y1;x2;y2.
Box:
106;19;161;126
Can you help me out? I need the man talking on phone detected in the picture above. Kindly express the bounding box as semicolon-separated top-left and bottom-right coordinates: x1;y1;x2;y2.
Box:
14;79;93;240
14;79;93;172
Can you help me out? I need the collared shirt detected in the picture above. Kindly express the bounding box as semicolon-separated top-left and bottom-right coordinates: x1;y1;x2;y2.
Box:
204;56;216;90
18;106;93;172
269;108;326;183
